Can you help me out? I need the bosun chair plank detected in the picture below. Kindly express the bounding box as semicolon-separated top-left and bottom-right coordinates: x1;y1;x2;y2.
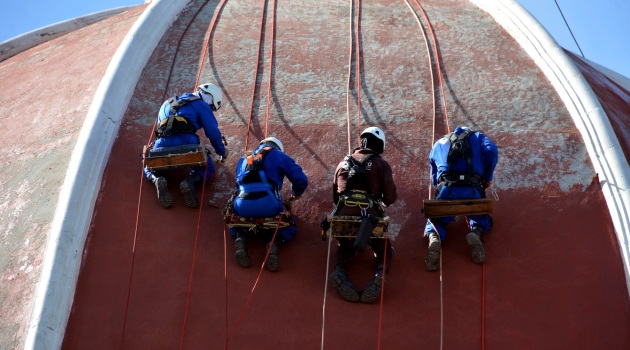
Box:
143;144;207;172
421;198;494;219
327;215;393;239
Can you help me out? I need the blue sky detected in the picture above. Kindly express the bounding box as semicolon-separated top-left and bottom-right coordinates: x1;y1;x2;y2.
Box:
0;0;628;78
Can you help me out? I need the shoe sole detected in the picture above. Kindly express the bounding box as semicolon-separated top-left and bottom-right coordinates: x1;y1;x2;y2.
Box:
265;253;279;272
235;239;250;267
155;178;173;209
426;239;441;272
466;232;486;264
179;181;199;208
360;276;384;303
328;272;360;302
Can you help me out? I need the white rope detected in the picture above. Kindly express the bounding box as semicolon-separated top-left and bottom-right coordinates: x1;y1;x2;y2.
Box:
346;0;355;155
320;227;334;350
404;1;442;348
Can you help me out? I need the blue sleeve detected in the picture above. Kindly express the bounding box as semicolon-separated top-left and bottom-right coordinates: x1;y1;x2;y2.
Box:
194;101;226;156
479;133;498;181
284;156;308;196
272;151;308;196
429;138;449;187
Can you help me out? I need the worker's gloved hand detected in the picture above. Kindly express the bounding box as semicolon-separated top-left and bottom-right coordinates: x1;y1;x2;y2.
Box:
218;148;229;163
320;217;331;241
320;217;330;232
481;180;492;188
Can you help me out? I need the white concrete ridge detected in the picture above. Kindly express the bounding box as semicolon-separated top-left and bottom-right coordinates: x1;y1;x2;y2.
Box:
471;0;630;295
0;6;137;62
24;0;193;349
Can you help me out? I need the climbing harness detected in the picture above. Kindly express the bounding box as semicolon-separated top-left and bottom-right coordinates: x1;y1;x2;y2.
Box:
236;146;279;200
154;95;200;139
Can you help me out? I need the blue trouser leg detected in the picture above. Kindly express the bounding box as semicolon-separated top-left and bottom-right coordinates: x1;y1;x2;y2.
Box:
424;185;492;241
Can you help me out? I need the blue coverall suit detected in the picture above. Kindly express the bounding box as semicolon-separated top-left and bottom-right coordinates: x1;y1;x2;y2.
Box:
424;127;498;240
144;92;226;182
230;143;308;242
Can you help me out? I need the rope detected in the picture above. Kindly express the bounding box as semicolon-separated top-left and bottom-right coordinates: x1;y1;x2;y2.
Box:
224;0;280;345
118;170;147;350
404;1;447;348
244;0;271;152
345;0;354;154
320;229;334;350
224;224;229;347
226;219;283;344
121;2;212;348
376;239;388;349
408;2;489;348
482;264;486;350
553;0;585;58
355;0;363;147
264;0;277;138
179;163;211;350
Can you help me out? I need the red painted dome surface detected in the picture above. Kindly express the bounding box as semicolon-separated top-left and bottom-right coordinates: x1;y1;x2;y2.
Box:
1;1;629;349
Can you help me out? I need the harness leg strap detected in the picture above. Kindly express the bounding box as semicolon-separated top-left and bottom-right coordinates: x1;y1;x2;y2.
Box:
353;215;379;252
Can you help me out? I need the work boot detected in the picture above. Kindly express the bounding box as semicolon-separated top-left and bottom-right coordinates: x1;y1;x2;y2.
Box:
179;177;199;208
234;237;251;268
328;268;360;302
265;242;279;272
425;232;441;272
152;176;173;209
360;272;385;303
466;227;486;264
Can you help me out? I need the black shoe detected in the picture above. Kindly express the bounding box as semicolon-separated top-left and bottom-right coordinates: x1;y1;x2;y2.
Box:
360;274;385;303
153;176;173;209
265;243;279;272
466;229;485;264
234;238;250;268
328;269;359;302
179;177;199;208
425;232;441;272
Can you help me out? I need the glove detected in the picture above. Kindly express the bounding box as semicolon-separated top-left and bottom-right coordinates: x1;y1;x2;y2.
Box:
320;217;331;241
481;180;492;188
218;148;229;163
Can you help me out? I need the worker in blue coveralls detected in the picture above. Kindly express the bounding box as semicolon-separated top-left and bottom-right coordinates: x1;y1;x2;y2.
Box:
145;83;229;209
228;137;308;272
424;126;498;272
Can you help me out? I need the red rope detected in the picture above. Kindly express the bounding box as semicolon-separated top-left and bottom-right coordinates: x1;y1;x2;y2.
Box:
118;170;147;349
225;0;279;346
121;2;212;348
265;0;277;138
412;3;487;349
195;0;227;88
226;220;282;346
244;0;270;152
223;224;229;347
482;264;486;350
376;239;389;349
413;0;450;132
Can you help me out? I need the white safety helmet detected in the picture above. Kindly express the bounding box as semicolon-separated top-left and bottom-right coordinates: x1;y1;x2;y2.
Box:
260;137;284;153
360;126;386;152
197;83;223;111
